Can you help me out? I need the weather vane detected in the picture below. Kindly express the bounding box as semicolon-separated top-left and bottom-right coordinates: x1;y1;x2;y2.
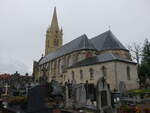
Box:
108;25;111;30
53;0;56;6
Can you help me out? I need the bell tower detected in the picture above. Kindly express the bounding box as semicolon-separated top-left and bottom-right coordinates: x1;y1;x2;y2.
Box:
45;7;63;55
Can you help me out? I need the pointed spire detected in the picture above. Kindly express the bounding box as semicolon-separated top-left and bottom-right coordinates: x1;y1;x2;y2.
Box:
50;7;59;30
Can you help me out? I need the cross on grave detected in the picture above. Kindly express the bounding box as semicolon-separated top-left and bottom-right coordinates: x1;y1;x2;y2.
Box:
4;84;10;95
96;77;113;113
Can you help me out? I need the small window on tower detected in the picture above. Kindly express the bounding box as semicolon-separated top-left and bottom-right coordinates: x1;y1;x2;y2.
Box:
55;30;58;33
54;39;59;47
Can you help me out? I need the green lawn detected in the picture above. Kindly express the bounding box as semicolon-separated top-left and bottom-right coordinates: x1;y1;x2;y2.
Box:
129;89;150;95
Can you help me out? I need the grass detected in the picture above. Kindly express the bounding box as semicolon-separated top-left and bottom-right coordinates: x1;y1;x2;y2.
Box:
128;89;150;95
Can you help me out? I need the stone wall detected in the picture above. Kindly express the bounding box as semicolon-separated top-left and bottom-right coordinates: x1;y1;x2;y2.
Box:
115;62;139;90
35;50;96;83
66;61;139;91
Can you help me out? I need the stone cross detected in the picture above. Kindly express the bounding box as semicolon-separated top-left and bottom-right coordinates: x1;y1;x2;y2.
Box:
4;84;9;95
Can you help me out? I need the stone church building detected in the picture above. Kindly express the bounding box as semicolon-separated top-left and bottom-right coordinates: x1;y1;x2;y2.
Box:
33;7;138;91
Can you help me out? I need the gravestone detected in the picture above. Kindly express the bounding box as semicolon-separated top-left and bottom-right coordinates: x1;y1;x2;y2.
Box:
119;81;126;96
74;83;86;108
96;77;112;113
27;85;51;113
51;80;62;95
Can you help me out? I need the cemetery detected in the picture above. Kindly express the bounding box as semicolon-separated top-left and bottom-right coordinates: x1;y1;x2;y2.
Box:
0;76;150;113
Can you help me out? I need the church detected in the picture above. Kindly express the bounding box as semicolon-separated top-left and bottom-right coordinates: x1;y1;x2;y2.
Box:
33;7;139;91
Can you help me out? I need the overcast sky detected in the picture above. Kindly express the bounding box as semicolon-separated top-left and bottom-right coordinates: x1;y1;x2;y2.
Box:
0;0;150;74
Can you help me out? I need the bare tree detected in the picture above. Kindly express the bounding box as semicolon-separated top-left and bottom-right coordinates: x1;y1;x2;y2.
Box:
127;42;143;79
127;42;142;65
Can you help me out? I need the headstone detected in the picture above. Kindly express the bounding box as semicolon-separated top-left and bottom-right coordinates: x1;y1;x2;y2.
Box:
75;84;87;108
50;80;62;96
145;78;150;88
96;77;112;113
75;85;80;104
119;81;126;95
27;85;47;113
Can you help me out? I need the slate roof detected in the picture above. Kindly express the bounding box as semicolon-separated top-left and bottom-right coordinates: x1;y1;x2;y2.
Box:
90;30;128;51
39;34;96;65
39;30;129;65
68;53;136;69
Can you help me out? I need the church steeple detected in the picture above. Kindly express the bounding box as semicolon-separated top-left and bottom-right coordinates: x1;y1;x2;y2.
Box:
50;7;59;30
45;7;63;55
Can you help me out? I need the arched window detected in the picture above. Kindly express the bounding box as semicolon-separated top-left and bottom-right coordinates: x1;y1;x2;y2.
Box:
127;66;131;80
72;71;75;80
80;70;83;80
67;56;70;66
102;66;107;77
58;59;61;74
53;61;57;75
89;68;94;80
54;39;59;47
55;30;58;33
64;56;66;67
